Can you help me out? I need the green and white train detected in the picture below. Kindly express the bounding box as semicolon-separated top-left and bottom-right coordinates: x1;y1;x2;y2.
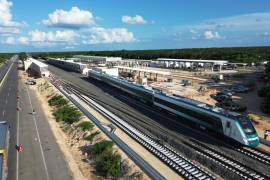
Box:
88;70;260;147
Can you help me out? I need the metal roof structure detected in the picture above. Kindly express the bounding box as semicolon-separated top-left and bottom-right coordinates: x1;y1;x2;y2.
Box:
157;58;228;65
116;66;171;75
29;58;48;68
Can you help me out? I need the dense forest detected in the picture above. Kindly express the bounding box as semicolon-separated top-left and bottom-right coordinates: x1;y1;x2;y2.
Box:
0;53;13;64
31;46;270;63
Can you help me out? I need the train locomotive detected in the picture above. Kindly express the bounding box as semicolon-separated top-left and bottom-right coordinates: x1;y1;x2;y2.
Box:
88;69;259;147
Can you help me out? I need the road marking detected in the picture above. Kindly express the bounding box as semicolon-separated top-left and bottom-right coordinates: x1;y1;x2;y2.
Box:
26;86;50;180
16;85;20;180
2;110;5;117
7;92;9;97
5;99;7;104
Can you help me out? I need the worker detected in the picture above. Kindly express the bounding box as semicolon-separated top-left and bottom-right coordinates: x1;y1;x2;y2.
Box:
264;130;269;140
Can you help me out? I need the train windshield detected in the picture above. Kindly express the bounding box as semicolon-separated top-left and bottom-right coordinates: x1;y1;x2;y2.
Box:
237;116;256;135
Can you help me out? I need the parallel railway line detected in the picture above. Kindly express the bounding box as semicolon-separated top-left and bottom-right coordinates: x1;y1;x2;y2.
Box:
61;80;216;180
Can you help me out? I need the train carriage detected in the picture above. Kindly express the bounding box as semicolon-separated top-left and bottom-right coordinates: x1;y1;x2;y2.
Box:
88;69;259;147
153;92;259;147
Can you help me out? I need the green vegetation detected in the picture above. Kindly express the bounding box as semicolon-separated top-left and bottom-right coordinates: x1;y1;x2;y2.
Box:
48;95;68;107
91;140;114;155
91;140;121;178
259;62;270;114
53;105;81;124
96;148;122;177
78;121;94;131
0;53;12;64
84;131;100;142
32;46;270;63
258;86;270;97
18;52;27;61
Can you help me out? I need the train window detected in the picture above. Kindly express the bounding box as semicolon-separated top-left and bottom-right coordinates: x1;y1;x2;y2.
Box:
154;97;223;129
237;116;256;135
226;121;230;128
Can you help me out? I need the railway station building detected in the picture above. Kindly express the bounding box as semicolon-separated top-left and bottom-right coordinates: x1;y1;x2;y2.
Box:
24;58;50;77
155;58;228;71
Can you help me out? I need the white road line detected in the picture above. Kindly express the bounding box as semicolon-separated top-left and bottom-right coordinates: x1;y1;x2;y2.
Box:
26;86;50;180
2;110;5;117
5;99;7;104
16;85;20;180
7;92;9;97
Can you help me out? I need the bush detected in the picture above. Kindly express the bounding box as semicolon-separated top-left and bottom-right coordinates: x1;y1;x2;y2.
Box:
257;86;270;97
48;95;68;107
92;140;114;155
53;105;81;124
84;131;100;142
79;121;94;131
96;149;121;178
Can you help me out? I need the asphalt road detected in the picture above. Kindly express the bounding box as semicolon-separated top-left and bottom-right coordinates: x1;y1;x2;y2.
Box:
0;58;72;180
0;59;19;180
17;77;72;180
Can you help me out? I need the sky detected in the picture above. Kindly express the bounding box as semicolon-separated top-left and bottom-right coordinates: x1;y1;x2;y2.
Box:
0;0;270;52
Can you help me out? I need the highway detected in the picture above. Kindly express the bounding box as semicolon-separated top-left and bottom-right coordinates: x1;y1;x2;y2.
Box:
47;63;270;178
0;57;72;180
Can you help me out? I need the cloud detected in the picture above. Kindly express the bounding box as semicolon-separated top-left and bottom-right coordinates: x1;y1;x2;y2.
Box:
29;29;77;43
204;31;222;40
174;12;270;42
85;27;136;44
0;0;24;34
17;36;29;44
43;6;95;29
122;15;148;24
2;36;15;44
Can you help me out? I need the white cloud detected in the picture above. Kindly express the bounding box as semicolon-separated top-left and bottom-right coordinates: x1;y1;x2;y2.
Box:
29;30;77;43
17;36;29;44
43;6;95;29
3;36;15;44
122;15;147;24
86;27;136;44
0;0;24;34
204;31;222;40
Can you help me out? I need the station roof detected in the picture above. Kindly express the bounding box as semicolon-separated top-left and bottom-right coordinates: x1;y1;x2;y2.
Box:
116;66;171;75
157;58;228;65
29;58;48;68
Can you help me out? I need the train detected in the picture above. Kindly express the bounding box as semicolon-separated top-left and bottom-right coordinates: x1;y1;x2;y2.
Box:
88;69;260;147
47;58;87;73
0;121;9;180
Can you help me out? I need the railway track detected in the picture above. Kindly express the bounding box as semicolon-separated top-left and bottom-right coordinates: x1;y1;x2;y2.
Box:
59;80;216;180
49;72;270;179
184;139;270;180
63;79;270;166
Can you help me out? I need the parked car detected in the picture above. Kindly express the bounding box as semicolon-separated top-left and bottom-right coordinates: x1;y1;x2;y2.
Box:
216;91;233;97
230;85;249;93
220;89;235;95
26;79;36;85
210;94;232;102
216;101;247;112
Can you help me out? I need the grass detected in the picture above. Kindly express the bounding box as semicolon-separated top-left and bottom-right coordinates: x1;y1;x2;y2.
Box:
48;95;68;107
53;105;81;124
91;140;114;155
79;121;94;131
84;131;100;142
